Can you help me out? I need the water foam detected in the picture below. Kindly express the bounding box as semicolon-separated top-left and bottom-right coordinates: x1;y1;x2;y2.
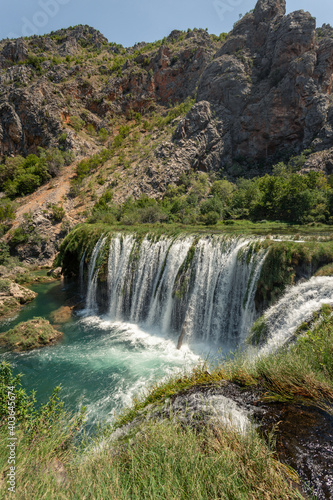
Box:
258;276;333;355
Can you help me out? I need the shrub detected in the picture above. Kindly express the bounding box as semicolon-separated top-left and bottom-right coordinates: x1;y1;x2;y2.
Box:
9;227;29;247
49;204;66;223
204;211;219;225
26;54;45;73
86;124;96;136
98;128;109;142
63;150;76;166
38;148;64;177
200;197;224;217
210;179;235;203
139;205;168;224
0;199;15;223
0;150;74;198
75;149;111;181
69;115;84;132
0;242;10;266
1;154;50;198
59;132;67;146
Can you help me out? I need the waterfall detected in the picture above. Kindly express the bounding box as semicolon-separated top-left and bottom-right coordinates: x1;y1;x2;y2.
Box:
258;276;333;355
85;233;267;346
79;251;86;298
86;235;107;312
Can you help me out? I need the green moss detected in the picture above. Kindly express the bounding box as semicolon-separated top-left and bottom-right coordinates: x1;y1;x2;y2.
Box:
0;318;62;351
315;263;333;277
247;316;268;346
255;240;333;308
57;224;108;277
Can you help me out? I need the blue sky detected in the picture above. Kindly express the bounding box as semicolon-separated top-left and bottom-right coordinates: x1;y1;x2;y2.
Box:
1;0;331;47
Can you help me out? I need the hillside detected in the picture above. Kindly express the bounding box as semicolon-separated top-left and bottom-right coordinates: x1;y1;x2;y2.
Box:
0;0;333;264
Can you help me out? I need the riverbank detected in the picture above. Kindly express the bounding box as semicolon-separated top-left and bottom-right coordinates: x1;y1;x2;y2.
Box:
1;304;332;498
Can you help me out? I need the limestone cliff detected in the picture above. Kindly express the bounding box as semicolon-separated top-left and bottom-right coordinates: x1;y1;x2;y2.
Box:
0;0;332;170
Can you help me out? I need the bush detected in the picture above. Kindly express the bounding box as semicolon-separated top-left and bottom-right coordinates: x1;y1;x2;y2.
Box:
75;149;112;181
98;128;109;142
69;115;84;132
200;197;224;217
138;205;168;224
38;148;64;177
204;211;219;225
86;124;96;136
59;132;67;146
63;150;76;166
0;199;15;223
49;204;66;223
210;179;235;203
9;212;41;248
1;154;50;198
9;227;29;247
0;242;10;265
26;54;45;73
0;149;73;199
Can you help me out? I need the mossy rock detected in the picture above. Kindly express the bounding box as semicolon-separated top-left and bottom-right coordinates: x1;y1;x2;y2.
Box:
255;240;333;310
0;280;37;320
0;318;63;351
246;316;268;346
315;264;333;277
0;296;20;318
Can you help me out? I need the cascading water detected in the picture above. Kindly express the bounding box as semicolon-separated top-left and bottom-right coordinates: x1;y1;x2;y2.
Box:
85;233;267;347
79;250;86;298
86;235;107;312
257;276;333;355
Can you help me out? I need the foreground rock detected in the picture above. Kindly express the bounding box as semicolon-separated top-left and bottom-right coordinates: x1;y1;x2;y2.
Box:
0;318;63;351
0;278;37;318
109;381;332;499
259;402;333;500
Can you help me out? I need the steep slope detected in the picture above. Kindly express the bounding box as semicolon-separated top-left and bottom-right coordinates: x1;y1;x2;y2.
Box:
1;0;333;264
1;0;332;171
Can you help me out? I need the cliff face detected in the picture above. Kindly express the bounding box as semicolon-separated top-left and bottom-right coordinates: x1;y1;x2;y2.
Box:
0;25;215;158
0;0;332;170
174;0;333;172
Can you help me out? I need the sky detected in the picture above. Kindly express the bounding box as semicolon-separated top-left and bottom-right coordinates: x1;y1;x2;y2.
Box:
0;0;331;47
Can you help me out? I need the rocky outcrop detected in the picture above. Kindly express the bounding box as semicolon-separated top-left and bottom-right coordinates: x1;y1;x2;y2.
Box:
0;0;333;185
301;147;333;174
0;25;215;157
0;278;37;319
0;88;62;156
109;378;333;499
1;39;28;66
177;0;333;168
0;317;62;351
12;210;71;266
8;281;37;303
